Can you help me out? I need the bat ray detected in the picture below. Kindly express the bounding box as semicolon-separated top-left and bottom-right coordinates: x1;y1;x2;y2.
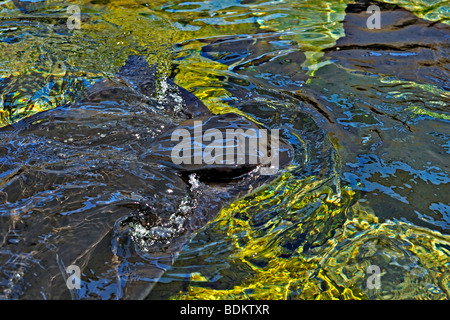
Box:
0;55;293;299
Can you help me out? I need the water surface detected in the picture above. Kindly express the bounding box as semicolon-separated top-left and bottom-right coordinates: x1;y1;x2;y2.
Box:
0;0;449;299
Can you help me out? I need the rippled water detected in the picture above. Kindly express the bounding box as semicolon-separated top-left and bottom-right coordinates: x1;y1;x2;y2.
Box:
0;0;449;300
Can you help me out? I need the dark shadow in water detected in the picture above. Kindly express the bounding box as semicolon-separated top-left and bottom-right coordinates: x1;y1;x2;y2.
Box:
324;0;449;91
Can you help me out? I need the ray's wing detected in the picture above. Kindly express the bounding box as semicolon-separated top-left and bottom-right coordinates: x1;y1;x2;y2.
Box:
143;112;294;182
